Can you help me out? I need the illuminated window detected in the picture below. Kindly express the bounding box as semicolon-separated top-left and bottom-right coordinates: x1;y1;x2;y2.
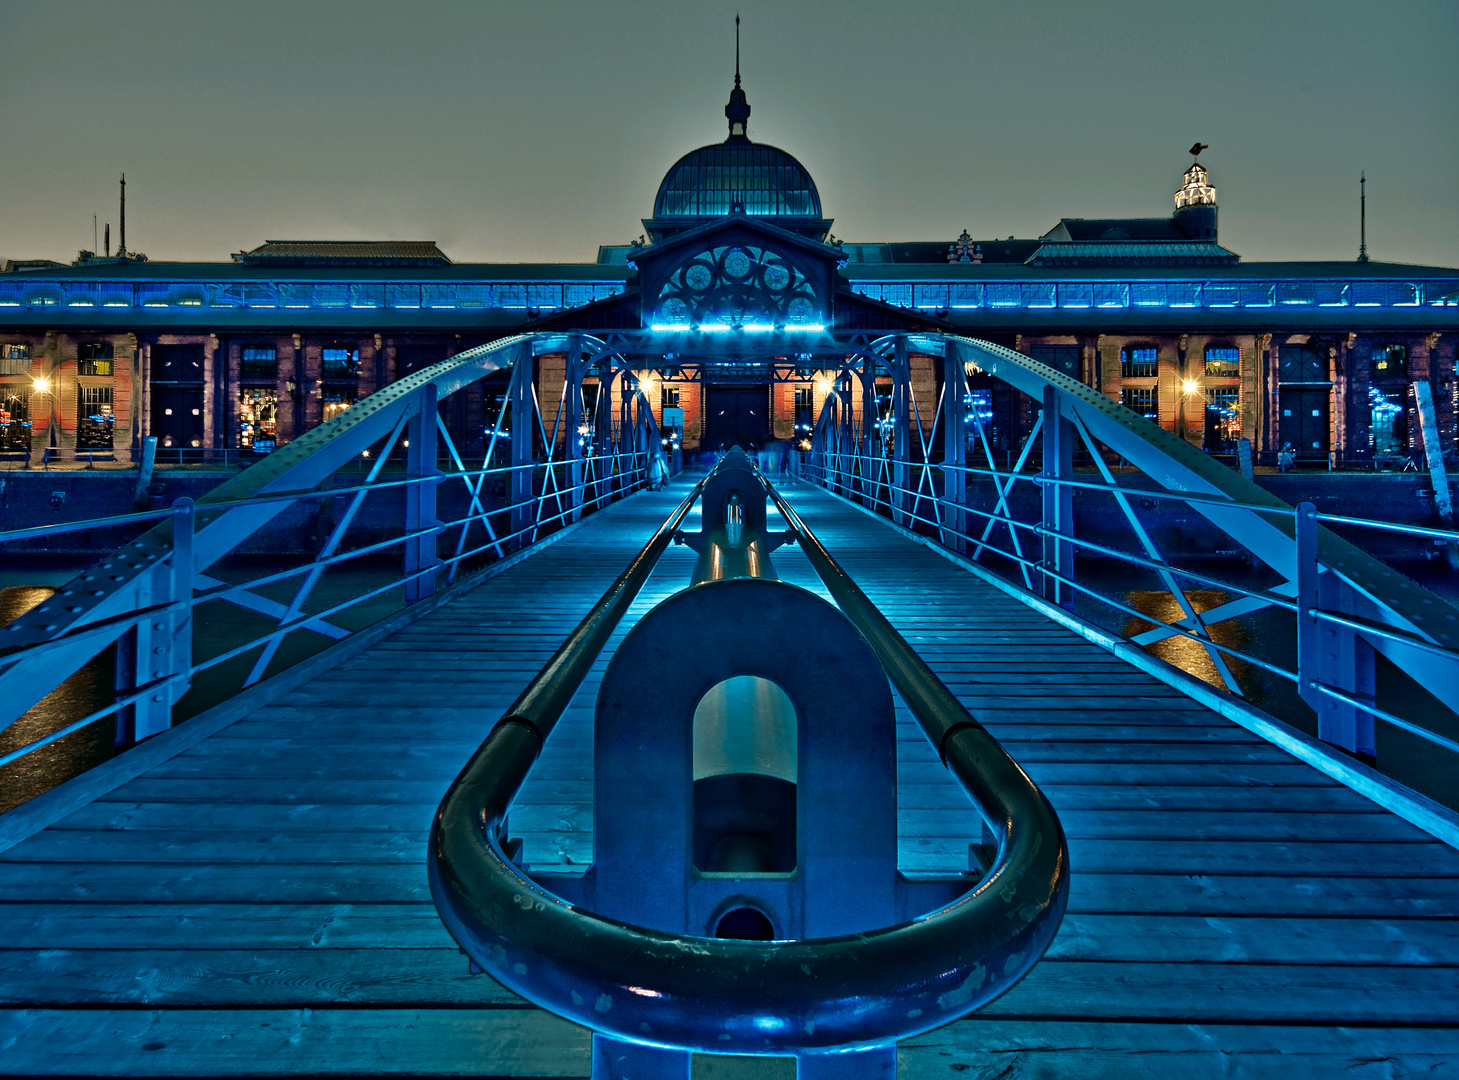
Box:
322;391;355;423
1121;346;1158;379
241;345;277;379
1122;386;1158;422
0;387;31;450
964;388;994;446
1203;387;1241;452
1204;346;1240;377
1371;344;1407;379
0;344;28;376
322;346;359;378
78;342;113;377
660;386;681;409
794;386;814;428
77;385;114;448
1175;163;1216;208
239;388;278;451
1369;387;1407;460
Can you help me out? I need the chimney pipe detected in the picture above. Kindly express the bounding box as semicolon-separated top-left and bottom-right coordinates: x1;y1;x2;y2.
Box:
119;173;126;257
104;223;110;258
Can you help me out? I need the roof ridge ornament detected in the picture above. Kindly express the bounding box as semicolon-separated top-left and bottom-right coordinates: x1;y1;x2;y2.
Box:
725;15;751;141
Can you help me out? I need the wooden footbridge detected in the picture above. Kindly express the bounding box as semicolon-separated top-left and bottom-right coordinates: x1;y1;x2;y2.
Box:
3;479;1457;1078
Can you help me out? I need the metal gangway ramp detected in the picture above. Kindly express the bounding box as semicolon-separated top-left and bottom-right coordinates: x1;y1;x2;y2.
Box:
3;478;1458;1078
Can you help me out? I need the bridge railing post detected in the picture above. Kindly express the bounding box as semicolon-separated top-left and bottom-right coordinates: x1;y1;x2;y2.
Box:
114;497;194;745
404;382;442;602
509;344;535;547
565;337;585;523
1039;384;1074;605
1296;501;1377;758
941;344;969;554
892;338;911;525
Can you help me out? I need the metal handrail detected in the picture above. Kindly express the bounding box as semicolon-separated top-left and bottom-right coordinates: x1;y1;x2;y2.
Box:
428;467;1068;1055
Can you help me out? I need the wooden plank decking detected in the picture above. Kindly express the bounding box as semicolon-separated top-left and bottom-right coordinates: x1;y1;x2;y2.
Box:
1;480;1457;1078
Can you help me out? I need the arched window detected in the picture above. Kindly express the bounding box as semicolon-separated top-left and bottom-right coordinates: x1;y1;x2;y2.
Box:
78;342;113;377
1204;345;1240;378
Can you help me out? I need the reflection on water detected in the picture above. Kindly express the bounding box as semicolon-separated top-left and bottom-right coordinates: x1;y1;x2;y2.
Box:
1094;561;1459;813
1121;588;1257;692
0;586;119;814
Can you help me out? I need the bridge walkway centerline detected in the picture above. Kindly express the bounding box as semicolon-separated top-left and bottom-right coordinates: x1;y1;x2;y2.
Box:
0;478;1456;1077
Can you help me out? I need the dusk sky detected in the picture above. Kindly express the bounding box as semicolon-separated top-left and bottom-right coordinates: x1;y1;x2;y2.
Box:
1;0;1454;268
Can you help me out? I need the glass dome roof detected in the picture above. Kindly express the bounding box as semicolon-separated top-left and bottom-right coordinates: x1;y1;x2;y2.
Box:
653;141;823;220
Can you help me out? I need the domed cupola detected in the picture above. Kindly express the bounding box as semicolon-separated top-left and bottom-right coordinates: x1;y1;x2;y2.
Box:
644;21;832;243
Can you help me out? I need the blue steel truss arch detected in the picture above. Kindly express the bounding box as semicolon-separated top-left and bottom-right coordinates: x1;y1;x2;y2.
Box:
803;332;1459;840
0;332;661;764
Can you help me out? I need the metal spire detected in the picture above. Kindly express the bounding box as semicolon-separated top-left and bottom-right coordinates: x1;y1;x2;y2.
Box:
735;14;741;87
724;15;750;139
1358;172;1368;263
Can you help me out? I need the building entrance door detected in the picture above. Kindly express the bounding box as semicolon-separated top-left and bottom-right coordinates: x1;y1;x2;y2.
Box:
1279;388;1330;461
703;385;771;451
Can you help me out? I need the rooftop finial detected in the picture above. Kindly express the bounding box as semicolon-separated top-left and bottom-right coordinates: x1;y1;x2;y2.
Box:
725;15;750;140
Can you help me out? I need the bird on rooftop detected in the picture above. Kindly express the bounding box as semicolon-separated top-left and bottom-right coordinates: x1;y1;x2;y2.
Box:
1189;142;1210;157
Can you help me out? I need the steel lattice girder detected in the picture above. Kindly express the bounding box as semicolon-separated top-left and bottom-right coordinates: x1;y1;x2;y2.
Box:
0;332;604;730
871;332;1459;715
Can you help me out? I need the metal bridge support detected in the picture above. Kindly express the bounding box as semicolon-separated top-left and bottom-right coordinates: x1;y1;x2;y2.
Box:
860;353;877;503
1039;385;1074;605
1412;379;1457;566
574;577;901;1078
509;343;535;549
403;383;442;603
941;344;969;554
1296;502;1377;758
839;368;858;498
564;337;587;523
891;338;912;526
115;497;194;743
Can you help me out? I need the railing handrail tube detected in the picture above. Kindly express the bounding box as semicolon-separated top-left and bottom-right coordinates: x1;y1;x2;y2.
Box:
429;472;1069;1054
0;505;180;545
831;449;1459;544
1307;681;1459;756
808;457;1459;753
0;673;185;769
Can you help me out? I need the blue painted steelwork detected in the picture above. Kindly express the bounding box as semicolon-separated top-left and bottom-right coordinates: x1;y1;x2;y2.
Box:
0;333;659;773
802;332;1459;845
